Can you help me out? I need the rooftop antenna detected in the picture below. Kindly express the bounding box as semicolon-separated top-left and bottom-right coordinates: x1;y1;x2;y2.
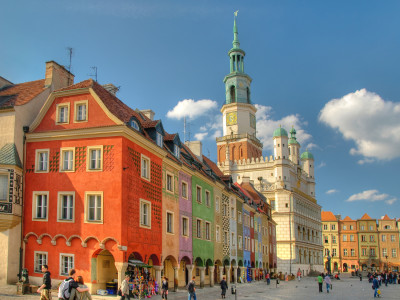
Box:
66;47;73;73
89;66;98;82
184;116;187;142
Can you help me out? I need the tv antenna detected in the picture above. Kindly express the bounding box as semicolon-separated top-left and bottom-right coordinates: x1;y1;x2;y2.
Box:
66;47;73;73
89;66;98;82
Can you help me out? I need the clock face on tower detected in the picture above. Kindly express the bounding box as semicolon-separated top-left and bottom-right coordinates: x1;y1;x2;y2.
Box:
226;112;237;125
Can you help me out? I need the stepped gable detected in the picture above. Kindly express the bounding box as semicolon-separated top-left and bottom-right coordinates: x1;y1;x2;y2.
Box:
0;79;46;108
321;211;337;222
382;214;392;220
360;213;372;220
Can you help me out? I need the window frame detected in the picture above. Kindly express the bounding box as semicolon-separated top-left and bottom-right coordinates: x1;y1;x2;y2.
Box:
74;100;88;123
59;147;75;172
84;191;104;224
140;199;152;229
32;191;49;221
182;216;189;237
238;235;242;250
166;172;174;193
34;251;48;274
205;221;211;240
0;173;9;202
238;211;242;223
156;131;163;147
181;181;188;199
196;218;202;238
56;102;70;124
141;155;151;181
215;196;220;212
35;149;50;173
59;253;74;277
86;146;103;171
196;185;202;203
166;211;174;234
216;225;220;242
57;191;75;223
205;190;210;207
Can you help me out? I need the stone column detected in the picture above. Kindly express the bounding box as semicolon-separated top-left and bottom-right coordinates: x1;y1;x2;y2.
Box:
153;266;163;294
173;267;179;292
198;267;205;288
186;264;194;280
209;266;215;287
219;266;224;283
114;262;128;289
251;268;255;281
233;266;238;283
226;265;231;283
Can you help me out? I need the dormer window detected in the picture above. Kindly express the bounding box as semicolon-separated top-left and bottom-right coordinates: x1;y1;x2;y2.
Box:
131;120;140;131
156;132;163;147
174;144;180;158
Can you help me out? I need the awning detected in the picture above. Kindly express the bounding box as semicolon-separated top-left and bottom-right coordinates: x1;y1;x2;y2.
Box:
128;259;152;268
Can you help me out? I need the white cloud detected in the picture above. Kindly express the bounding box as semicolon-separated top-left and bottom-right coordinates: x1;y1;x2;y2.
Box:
255;104;313;152
326;189;338;195
317;161;326;169
319;89;400;161
357;158;375;165
306;143;319;150
167;99;218;120
194;132;208;141
346;189;397;205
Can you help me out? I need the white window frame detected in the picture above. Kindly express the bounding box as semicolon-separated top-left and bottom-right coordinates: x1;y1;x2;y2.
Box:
87;146;103;171
56;103;70;124
166;172;174;193
205;221;211;240
34;251;48;274
205;190;210;207
392;248;397;258
141;155;151;181
181;181;188;199
57;192;75;222
32;191;49;221
74;100;88;122
140;199;151;229
60;147;75;172
238;211;242;223
0;173;9;201
231;207;235;220
84;192;103;223
351;249;355;257
231;232;235;246
196;219;202;238
238;235;242;249
216;225;220;242
182;216;189;237
174;144;180;158
35;149;50;173
215;196;220;212
166;211;174;234
59;253;74;276
391;235;395;242
196;185;202;203
156;132;163;147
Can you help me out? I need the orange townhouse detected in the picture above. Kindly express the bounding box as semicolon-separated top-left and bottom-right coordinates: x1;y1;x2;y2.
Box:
338;216;359;273
23;79;167;292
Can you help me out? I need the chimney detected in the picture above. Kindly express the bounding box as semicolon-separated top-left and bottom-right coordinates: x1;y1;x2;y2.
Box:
185;141;203;162
0;76;13;89
102;83;120;96
242;176;250;183
44;61;74;90
140;109;155;121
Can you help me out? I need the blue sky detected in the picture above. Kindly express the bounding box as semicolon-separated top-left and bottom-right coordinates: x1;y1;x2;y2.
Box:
1;0;400;220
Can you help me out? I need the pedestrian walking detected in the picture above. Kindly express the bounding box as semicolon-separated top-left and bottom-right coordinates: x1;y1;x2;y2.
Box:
161;277;168;300
37;265;52;300
317;273;323;293
120;274;130;300
372;276;380;298
324;274;332;293
187;276;196;300
266;272;270;285
297;269;301;281
220;276;228;299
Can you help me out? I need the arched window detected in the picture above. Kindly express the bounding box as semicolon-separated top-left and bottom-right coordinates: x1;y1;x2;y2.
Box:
230;86;236;103
247;87;250;103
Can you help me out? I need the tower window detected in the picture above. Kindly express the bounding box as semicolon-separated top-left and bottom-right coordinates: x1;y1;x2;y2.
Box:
247;87;250;103
230;86;236;103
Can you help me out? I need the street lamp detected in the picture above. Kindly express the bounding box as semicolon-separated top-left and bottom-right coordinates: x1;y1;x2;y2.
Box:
385;255;388;272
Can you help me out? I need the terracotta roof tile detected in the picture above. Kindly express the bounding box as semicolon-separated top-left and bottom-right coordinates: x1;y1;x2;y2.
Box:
360;213;372;220
202;156;224;177
321;211;337;221
142;120;159;129
342;216;353;221
382;214;392;220
164;133;176;141
0;79;46;108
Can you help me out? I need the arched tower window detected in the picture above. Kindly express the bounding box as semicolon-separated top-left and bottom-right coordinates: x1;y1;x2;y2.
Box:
247;87;250;103
230;86;236;103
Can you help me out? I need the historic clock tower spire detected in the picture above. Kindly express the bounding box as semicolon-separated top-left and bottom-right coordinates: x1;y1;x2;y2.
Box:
216;12;263;163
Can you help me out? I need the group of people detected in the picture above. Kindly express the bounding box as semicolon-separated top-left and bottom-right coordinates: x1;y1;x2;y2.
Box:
119;273;157;299
317;273;332;293
37;265;90;300
368;271;399;298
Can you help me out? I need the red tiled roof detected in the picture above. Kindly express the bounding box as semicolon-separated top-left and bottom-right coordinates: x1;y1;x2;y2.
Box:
240;181;262;204
164;133;176;141
382;214;392;221
142;120;159;129
234;182;254;202
321;211;337;221
360;213;372;220
202;156;224;177
0;79;46;108
342;216;353;221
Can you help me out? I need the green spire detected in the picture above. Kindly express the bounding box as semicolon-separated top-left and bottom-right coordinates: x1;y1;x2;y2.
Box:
233;11;240;49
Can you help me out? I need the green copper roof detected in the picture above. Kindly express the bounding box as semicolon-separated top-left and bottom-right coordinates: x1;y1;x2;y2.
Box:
301;150;314;160
288;138;299;145
288;127;298;144
0;143;22;168
232;11;240;49
273;127;288;137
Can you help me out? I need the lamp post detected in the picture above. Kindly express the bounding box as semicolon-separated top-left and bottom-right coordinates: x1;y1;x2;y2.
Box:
385;255;388;272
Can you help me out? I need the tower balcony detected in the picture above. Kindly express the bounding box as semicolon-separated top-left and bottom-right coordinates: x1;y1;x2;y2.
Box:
216;133;263;148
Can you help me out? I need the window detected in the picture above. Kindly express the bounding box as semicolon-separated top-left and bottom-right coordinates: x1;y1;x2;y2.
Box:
351;249;355;257
205;190;210;206
166;212;173;233
56;103;70;124
35;149;49;172
60;148;74;172
391;235;395;242
332;236;336;244
382;235;386;242
343;249;348;256
156;132;163;147
350;225;354;230
34;252;48;273
87;146;102;171
224;231;228;244
384;225;391;229
392;248;397;258
350;235;354;241
369;235;374;242
181;181;188;199
58;192;74;222
270;200;275;210
131;120;140;130
205;222;211;240
324;249;329;256
74;101;88;122
216;225;220;242
140;199;151;228
238;211;242;223
85;192;103;223
362;248;367;256
370;248;375;257
196;186;202;203
166;173;173;192
324;236;328;244
215;197;220;212
238;235;242;249
331;225;336;230
231;207;235;219
196;219;202;238
343;225;347;230
0;174;8;201
332;248;337;256
361;235;366;242
174;144;180;158
231;232;235;246
382;248;387;257
141;155;150;180
251;217;254;228
60;254;74;276
252;239;255;252
361;225;365;230
369;225;373;230
33;192;48;220
343;235;347;242
182;217;189;236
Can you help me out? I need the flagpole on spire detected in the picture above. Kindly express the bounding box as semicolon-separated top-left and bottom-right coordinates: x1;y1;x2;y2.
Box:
233;10;240;49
